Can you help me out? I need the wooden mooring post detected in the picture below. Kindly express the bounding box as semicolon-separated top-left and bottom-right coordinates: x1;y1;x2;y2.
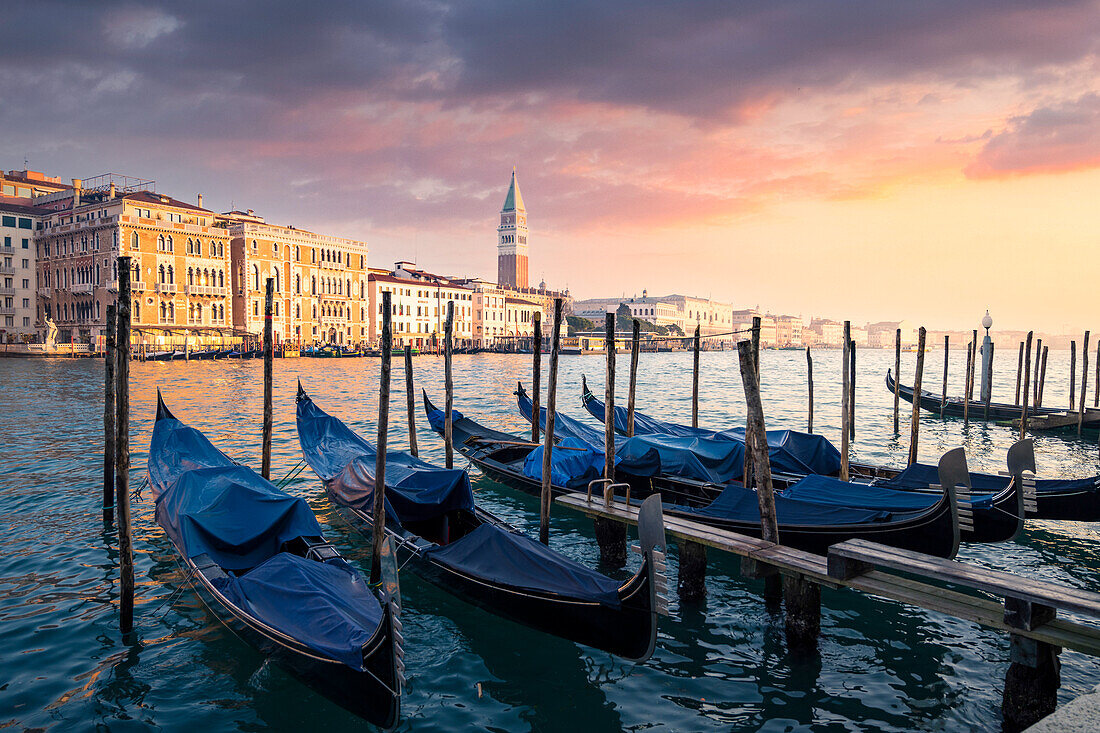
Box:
1020;331;1033;439
1016;341;1024;406
907;327;926;466
627;319;640;437
840;321;850;480
743;317;762;490
963;342;973;427
444;301;454;469
739;339;818;648
1038;346;1048;407
594;311;627;567
968;329;978;405
261;278;274;480
404;345;418;457
805;347;813;433
531;311;541;444
103;304;116;523
691;324;700;429
1079;331;1090;436
115;257;134;634
983;342;994;421
894;329;901;432
941;335;949;418
1070;340;1077;410
539;299;563;545
848;340;856;440
1033;338;1043;406
370;291;392;585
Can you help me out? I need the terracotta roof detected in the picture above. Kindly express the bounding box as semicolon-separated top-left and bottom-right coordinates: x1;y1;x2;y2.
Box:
1;172;70;189
123;190;210;213
370;272;471;289
0;200;44;216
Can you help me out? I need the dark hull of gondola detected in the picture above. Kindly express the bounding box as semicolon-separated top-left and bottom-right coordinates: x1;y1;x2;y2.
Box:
329;497;658;662
579;378;1023;539
850;459;1100;522
179;552;401;728
422;392;959;559
886;368;1079;422
152;395;402;728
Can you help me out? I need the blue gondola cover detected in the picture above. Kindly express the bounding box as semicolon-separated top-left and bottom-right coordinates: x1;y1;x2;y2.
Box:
874;463;1099;496
518;387;731;482
523;437;606;488
582;389;842;477
425;524;622;606
681;482;900;525
300;396;475;524
779;473;986;511
148;412;384;671
216;552;383;669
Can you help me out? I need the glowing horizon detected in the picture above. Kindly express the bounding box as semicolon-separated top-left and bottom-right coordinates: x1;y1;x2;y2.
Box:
2;1;1098;332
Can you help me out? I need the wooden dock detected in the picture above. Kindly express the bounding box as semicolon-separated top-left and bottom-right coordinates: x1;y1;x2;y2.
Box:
558;493;1100;656
1010;408;1100;431
559;490;1100;728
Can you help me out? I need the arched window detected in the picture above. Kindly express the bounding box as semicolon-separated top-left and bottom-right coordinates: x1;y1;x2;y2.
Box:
311;276;316;295
274;301;279;316
168;302;174;321
167;265;174;284
157;235;165;251
346;279;351;296
294;245;300;262
187;238;193;254
295;274;301;294
252;264;260;291
167;235;173;252
187;267;194;285
159;264;166;283
133;300;140;322
312;304;317;319
160;302;167;320
130;232;139;250
274;267;280;292
295;303;300;318
218;270;224;288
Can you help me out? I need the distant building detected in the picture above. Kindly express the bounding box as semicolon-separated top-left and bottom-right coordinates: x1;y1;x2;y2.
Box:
225;210;368;345
34;175;232;345
0;201;42;339
867;320;917;348
368;262;475;348
497;168;528;289
1;170;71;341
808;318;844;347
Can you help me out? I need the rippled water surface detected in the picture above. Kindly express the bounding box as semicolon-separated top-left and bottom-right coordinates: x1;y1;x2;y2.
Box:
2;348;1099;731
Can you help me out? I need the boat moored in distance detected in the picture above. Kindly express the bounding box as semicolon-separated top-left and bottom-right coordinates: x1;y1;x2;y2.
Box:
423;391;961;558
148;393;403;727
297;384;667;662
578;377;1024;541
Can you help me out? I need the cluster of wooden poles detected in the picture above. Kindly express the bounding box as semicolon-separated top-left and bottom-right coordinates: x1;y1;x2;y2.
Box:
103;268;1096;639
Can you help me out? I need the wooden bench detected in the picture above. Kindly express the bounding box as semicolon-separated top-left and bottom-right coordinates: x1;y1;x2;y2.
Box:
827;538;1100;631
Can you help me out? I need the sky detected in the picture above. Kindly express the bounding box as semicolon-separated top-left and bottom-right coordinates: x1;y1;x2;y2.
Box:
2;1;1099;332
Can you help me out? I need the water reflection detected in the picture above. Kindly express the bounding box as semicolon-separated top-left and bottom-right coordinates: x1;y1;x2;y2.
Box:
1;352;1099;731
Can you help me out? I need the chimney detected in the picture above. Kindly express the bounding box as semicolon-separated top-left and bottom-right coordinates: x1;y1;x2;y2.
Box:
108;182;116;199
71;178;82;208
197;193;203;208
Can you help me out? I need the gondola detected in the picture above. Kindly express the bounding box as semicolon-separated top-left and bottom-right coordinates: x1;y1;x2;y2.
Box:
850;441;1100;522
423;392;960;558
578;379;1024;540
885;368;1093;423
296;385;666;662
148;393;403;727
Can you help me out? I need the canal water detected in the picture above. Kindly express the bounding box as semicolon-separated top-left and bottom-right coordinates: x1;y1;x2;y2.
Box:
2;347;1099;731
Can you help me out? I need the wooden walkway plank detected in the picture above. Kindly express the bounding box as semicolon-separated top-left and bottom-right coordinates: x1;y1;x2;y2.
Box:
555;493;1100;658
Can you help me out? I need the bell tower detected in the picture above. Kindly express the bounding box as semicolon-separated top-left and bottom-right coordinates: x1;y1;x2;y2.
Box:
497;167;528;289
